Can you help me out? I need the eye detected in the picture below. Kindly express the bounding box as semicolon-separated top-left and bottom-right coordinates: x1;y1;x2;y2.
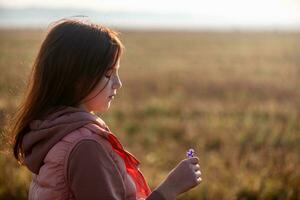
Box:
105;68;114;78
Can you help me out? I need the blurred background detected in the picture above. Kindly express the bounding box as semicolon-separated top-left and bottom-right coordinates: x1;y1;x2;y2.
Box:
0;0;299;199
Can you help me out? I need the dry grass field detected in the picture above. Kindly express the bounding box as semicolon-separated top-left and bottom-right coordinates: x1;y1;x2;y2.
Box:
0;29;299;200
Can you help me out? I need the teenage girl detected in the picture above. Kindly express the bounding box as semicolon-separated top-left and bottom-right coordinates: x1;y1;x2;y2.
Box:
10;18;202;200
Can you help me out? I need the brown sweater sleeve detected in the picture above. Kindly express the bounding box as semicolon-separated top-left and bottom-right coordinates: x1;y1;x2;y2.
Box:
67;140;126;199
146;190;167;200
67;139;167;200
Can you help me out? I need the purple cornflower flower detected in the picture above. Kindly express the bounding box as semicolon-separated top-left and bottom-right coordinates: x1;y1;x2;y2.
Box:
186;148;195;158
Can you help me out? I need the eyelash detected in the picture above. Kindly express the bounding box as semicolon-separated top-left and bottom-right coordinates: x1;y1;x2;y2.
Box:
105;69;116;78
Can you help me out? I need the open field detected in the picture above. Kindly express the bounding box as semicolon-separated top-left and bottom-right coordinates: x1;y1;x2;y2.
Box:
0;29;299;200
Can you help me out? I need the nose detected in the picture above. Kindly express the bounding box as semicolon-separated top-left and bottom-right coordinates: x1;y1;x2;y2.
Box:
112;75;122;90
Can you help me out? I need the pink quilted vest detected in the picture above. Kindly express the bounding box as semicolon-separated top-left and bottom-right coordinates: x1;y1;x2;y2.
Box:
28;123;137;200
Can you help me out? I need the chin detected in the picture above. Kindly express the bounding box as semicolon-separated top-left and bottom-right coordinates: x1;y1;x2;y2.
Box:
104;105;111;111
96;104;111;113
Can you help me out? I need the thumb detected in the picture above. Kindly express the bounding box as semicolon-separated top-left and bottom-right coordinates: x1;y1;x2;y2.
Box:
187;156;199;164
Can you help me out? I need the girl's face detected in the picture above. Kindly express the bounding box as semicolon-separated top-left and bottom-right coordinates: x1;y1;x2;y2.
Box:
78;60;122;113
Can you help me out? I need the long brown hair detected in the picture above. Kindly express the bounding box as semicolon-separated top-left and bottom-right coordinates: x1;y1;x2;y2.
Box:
11;18;124;164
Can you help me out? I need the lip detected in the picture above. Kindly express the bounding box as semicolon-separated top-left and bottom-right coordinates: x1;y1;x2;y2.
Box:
108;94;116;99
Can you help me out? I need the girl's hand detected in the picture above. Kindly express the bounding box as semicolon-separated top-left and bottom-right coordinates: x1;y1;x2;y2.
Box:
156;157;202;199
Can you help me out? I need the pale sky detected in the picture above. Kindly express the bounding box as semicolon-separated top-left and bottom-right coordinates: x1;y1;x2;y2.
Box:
1;0;300;28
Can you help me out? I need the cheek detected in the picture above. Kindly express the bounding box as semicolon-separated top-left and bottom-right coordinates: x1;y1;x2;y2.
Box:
85;92;108;111
89;78;110;97
85;79;112;110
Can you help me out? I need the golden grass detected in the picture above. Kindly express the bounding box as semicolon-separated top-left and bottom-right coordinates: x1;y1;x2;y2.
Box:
0;29;299;200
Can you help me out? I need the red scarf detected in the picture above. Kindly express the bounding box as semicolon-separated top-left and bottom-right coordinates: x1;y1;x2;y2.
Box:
107;132;151;198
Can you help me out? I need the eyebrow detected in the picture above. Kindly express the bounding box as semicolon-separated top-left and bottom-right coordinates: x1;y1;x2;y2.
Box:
110;64;120;70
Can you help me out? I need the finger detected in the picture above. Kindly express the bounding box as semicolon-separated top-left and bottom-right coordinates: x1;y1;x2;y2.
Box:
195;171;201;178
192;164;200;171
196;177;202;184
194;176;202;185
189;157;199;164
